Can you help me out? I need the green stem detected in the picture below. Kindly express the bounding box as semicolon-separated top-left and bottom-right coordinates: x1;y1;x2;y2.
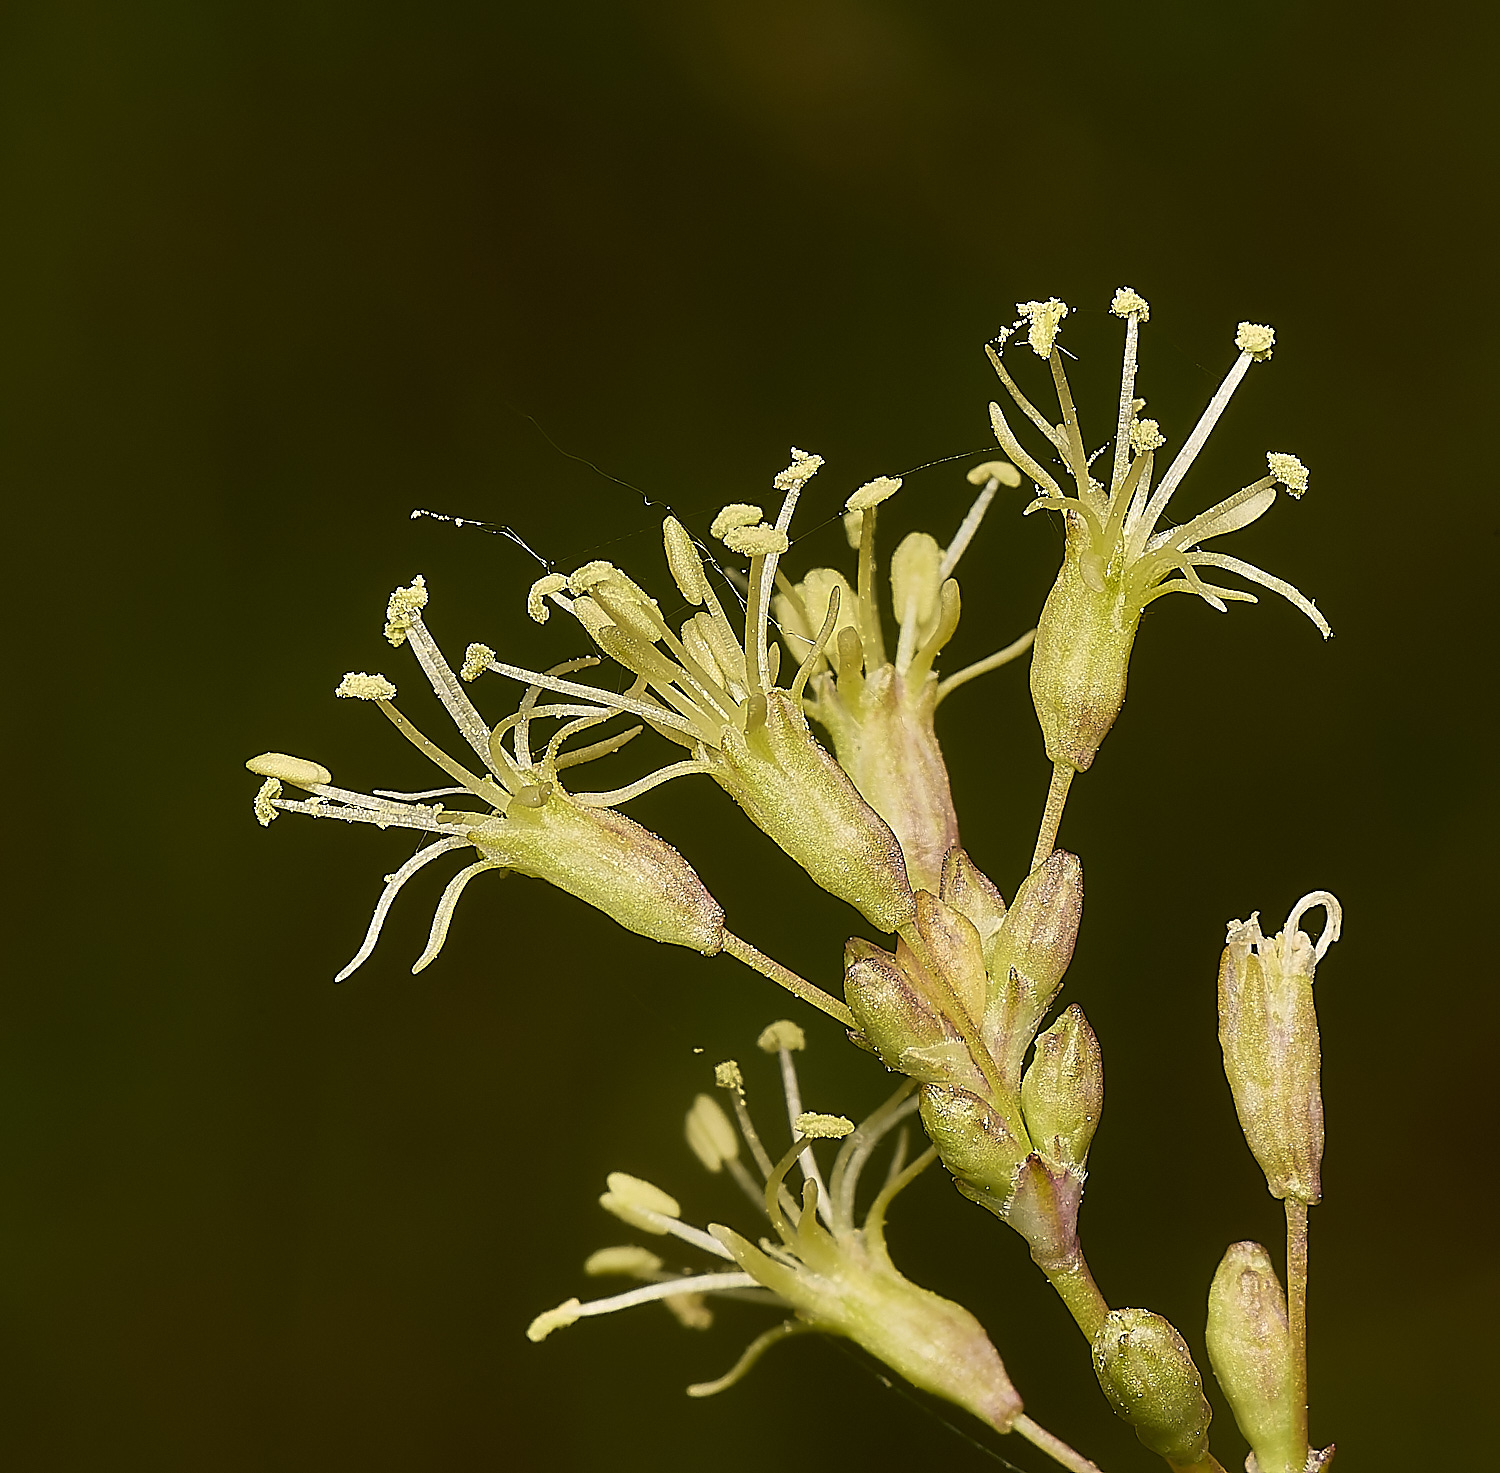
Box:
720;932;855;1028
1170;1456;1229;1473
1012;1413;1105;1473
1043;1255;1110;1342
1287;1198;1310;1454
1032;761;1076;871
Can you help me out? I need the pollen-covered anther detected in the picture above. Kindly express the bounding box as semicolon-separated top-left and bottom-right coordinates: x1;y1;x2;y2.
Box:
245;752;333;788
1129;418;1166;453
600;1171;683;1233
383;575;428;646
526;573;569;623
1267;452;1309;497
774;447;825;490
584;1245;664;1278
714;1059;744;1091
966;460;1021;487
336;672;397;701
526;1298;582;1342
757;1019;806;1053
253;777;282;826
1111;287;1150;322
845;475;902;513
794;1111;855;1139
723;523;790;557
459;642;494;682
710;504;764;540
1236;321;1276;361
1016;297;1069;357
685;1093;740;1172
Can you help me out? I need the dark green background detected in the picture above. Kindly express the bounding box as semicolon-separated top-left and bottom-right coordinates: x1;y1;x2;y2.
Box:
5;3;1494;1469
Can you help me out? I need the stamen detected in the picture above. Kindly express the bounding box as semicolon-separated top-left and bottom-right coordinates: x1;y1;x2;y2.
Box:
481;657;702;737
410;858;505;973
246;753;332;789
374;701;507;806
940;473;1008;580
1048;349;1096;505
272;795;458;836
335;835;471;983
551;724;642;772
1110;291;1148;495
1146;478;1278;556
984;347;1069;454
552;1273;761;1326
373;786;471;800
685;1321;807;1398
934;628;1036;706
765;1031;834;1230
1182;552;1332;637
828;1081;920;1232
571;760;710;808
403;613;500;776
253;778;281;826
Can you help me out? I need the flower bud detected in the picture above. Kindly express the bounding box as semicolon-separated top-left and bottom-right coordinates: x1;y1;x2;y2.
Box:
1218;895;1338;1204
938;847;1007;950
1029;511;1142;771
705;688;915;932
919;1083;1028;1217
1092;1308;1213;1465
844;941;983;1090
1206;1242;1306;1473
983;851;1084;1083
469;791;725;955
1021;1004;1103;1171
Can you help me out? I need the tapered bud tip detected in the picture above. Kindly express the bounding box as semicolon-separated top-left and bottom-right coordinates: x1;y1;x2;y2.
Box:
1021;1003;1104;1170
795;1111;854;1139
714;1059;744;1091
1236;321;1276;361
1111;286;1150;322
246;752;332;789
1207;1243;1303;1473
1267;452;1309;498
527;1299;581;1342
1016;298;1069;357
459;643;494;681
845;475;902;512
1092;1309;1213;1463
527;573;568;623
774;447;824;490
584;1245;663;1277
710;503;764;539
336;671;396;701
685;1093;740;1171
723;523;789;557
383;575;428;646
756;1019;806;1053
966;459;1021;487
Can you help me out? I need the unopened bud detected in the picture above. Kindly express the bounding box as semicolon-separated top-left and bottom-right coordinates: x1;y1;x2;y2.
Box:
844;941;983;1091
1206;1242;1306;1473
1021;1004;1103;1170
938;847;1007;948
1092;1308;1213;1464
920;1083;1028;1216
1218;894;1339;1204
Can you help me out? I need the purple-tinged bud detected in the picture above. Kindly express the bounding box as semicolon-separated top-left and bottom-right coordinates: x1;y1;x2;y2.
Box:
844;940;984;1091
919;1083;1028;1216
1218;893;1340;1204
1021;1004;1103;1171
903;892;988;1025
1206;1242;1306;1473
1092;1308;1213;1465
982;851;1084;1082
938;846;1007;953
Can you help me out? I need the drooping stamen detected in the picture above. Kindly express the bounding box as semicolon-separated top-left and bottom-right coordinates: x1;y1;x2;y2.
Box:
685;1321;808;1399
935;628;1036;706
1181;551;1331;638
530;1273;762;1342
335;834;471;983
1283;890;1342;964
411;858;506;973
572;760;710;809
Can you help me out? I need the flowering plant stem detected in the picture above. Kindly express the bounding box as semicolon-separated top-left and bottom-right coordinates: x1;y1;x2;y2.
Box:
1286;1199;1310;1454
720;931;855;1028
1032;761;1076;872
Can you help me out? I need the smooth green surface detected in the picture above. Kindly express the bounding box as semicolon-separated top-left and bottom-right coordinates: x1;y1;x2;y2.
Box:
4;3;1494;1469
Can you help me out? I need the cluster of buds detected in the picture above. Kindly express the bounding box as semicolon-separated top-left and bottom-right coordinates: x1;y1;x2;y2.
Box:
525;1025;1100;1469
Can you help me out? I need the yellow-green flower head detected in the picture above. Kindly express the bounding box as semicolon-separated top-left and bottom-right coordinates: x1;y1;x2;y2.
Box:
1218;891;1341;1204
772;463;1034;893
464;454;917;933
246;580;726;982
986;291;1330;772
527;1035;1026;1438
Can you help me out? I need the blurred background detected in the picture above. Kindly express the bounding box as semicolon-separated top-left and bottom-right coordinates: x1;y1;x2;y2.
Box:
4;3;1494;1469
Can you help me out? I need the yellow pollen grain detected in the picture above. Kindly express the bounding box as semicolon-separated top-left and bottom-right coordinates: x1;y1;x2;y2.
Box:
383;575;428;646
1267;452;1309;497
1235;322;1276;361
336;672;397;701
